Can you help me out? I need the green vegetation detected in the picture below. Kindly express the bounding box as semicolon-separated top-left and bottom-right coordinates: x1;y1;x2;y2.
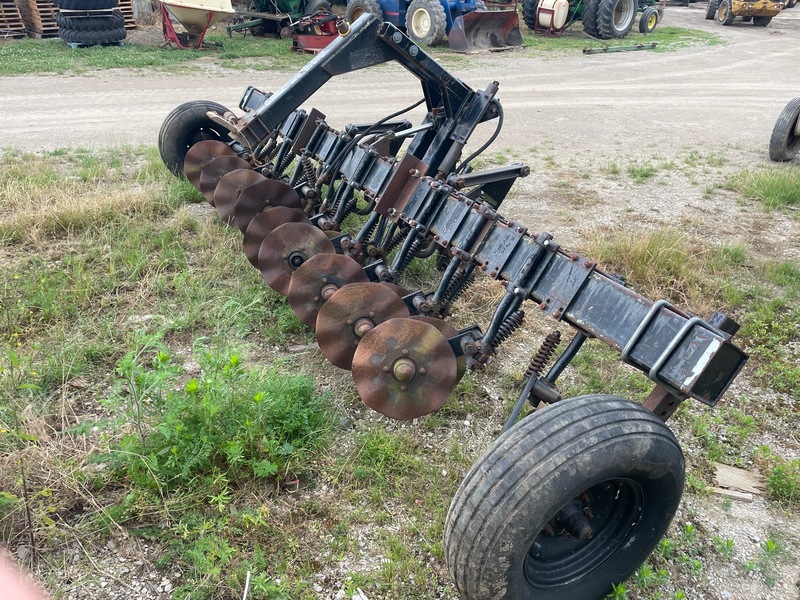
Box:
726;167;800;214
0;32;308;76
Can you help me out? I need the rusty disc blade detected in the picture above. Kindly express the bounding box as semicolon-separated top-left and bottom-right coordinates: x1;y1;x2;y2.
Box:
232;178;303;233
316;282;410;370
198;155;252;205
243;207;310;268
352;318;457;420
288;254;369;327
411;316;466;382
381;283;409;298
213;169;265;224
258;222;335;295
184;140;235;190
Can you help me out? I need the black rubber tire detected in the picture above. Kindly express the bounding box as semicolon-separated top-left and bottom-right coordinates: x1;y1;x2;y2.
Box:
59;25;126;44
522;0;540;29
785;0;796;9
705;0;719;18
741;15;752;20
56;10;124;30
596;0;637;38
752;15;772;25
769;97;800;162
405;0;448;46
345;0;383;23
53;0;118;9
716;0;736;24
158;101;236;177
581;0;601;36
638;6;658;32
444;395;685;600
304;0;332;14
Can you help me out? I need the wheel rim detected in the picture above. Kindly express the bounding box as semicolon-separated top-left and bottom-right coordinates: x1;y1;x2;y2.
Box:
718;3;728;19
182;124;227;154
613;0;635;29
647;12;657;28
411;8;431;37
524;478;644;589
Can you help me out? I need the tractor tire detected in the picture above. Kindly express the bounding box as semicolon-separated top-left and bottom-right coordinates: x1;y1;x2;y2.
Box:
581;0;601;37
345;0;383;24
716;0;736;24
304;0;331;15
785;0;795;8
406;0;448;46
56;10;124;30
741;15;752;20
596;0;637;39
705;0;719;18
522;0;540;29
638;6;658;32
59;25;126;44
769;97;800;162
752;15;772;24
444;395;685;600
158;101;236;178
53;0;118;9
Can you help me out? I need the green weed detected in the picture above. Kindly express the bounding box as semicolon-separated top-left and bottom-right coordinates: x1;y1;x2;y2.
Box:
726;167;800;213
627;164;657;183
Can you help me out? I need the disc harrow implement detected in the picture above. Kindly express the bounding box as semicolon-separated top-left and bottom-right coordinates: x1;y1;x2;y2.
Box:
159;14;748;600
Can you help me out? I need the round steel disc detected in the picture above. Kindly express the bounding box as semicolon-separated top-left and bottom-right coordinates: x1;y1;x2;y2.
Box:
316;282;410;370
232;178;303;233
198;155;252;205
184;140;236;190
258;222;335;295
243;207;310;268
213;169;265;224
352;318;458;420
411;316;466;382
288;254;369;327
381;283;409;298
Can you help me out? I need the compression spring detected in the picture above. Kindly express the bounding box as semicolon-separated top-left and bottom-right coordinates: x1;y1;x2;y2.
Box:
394;237;423;275
525;331;562;378
491;310;525;351
443;268;476;306
384;227;409;255
276;151;294;176
301;155;317;187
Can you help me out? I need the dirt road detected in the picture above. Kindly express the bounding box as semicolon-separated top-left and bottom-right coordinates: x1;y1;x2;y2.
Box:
1;7;799;157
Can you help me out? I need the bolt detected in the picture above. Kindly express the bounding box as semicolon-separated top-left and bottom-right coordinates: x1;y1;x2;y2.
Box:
368;311;375;317
320;284;338;301
410;168;420;178
392;357;417;381
584;260;592;268
388;208;397;216
419;367;427;375
346;319;353;325
570;253;578;261
402;349;409;355
383;366;390;373
354;317;375;338
540;302;547;310
313;296;320;302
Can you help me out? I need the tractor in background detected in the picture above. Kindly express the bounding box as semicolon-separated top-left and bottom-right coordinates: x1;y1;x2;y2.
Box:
522;0;662;39
705;0;784;26
344;0;523;51
227;0;334;38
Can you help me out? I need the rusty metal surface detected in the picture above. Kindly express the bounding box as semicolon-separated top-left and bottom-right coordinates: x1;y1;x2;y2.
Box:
183;140;235;190
243;207;310;268
213;169;265;224
198;155;252;205
352;318;457;420
232;178;303;233
257;222;334;295
411;316;466;382
288;253;369;327
315;282;410;370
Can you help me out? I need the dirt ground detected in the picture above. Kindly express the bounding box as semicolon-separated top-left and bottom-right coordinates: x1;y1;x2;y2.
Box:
2;5;800;599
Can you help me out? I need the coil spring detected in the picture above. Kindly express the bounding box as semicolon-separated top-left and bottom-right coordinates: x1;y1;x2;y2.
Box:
525;331;562;378
256;137;276;161
443;269;476;306
301;155;317;187
384;227;409;255
491;310;525;351
359;215;380;244
394;237;422;275
276;151;294;176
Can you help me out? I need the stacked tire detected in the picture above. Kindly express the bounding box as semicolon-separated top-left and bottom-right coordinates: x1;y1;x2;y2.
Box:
54;0;127;46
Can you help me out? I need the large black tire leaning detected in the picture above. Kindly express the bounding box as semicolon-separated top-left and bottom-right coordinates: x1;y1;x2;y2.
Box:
405;0;448;46
56;10;124;30
158;101;235;177
444;395;685;600
705;0;719;18
53;0;118;9
59;25;126;44
596;0;637;38
752;15;771;25
522;0;540;29
581;0;601;37
769;97;800;161
716;0;736;24
345;0;383;23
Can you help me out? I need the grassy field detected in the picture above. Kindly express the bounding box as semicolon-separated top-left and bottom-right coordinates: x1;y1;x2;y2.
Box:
0;141;797;599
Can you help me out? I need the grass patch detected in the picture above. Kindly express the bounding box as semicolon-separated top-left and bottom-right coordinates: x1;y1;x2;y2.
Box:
726;167;800;214
0;33;308;76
